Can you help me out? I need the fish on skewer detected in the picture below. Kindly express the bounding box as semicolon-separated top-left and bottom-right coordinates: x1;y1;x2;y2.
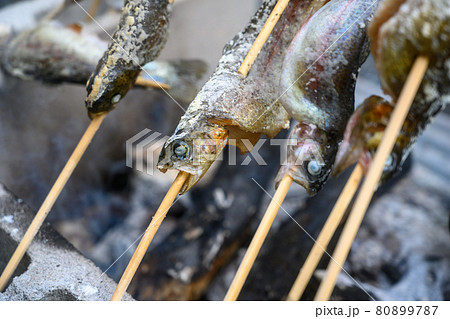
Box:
275;0;381;195
333;0;450;182
333;96;415;183
1;22;105;84
157;0;331;194
85;0;172;116
1;21;206;103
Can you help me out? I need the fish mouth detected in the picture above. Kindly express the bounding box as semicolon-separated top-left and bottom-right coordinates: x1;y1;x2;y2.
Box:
333;140;357;176
333;140;370;176
275;164;318;196
87;109;110;120
157;162;204;195
179;170;204;194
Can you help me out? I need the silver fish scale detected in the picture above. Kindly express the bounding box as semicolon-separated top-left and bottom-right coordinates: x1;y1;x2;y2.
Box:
168;0;331;144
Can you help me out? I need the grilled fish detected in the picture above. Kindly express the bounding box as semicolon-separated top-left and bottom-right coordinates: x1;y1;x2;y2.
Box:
157;0;330;194
334;0;450;182
85;0;171;116
1;22;104;84
275;0;380;195
1;21;205;103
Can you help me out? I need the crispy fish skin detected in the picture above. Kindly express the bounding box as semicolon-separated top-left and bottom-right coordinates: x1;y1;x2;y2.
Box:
157;0;330;194
369;0;450;115
333;96;415;184
1;22;105;84
275;0;379;195
85;0;171;116
334;0;450;182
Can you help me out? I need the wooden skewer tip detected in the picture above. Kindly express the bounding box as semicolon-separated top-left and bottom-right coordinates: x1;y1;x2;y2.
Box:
110;170;189;301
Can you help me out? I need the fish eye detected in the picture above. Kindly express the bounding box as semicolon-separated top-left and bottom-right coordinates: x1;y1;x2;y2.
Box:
306;160;322;176
111;94;121;104
384;154;396;170
385;155;393;167
173;141;190;159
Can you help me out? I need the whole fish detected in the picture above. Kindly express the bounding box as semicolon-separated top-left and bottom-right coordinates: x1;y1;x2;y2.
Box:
1;22;205;103
157;0;330;194
275;0;380;195
333;0;450;182
85;0;172;116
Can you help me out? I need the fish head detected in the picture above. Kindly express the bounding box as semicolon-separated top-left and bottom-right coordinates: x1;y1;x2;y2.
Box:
85;59;138;117
157;120;228;194
333;96;399;180
276;123;336;196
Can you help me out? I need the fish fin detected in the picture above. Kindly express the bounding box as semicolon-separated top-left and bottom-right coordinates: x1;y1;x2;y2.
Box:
208;118;237;126
210;119;262;154
167;59;208;103
141;59;208;103
67;23;83;33
298;8;315;31
225;126;261;154
358;150;372;174
170;59;208;79
208;118;261;153
333;139;363;176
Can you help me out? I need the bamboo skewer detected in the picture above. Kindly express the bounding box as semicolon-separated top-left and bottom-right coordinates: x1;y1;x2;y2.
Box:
224;175;293;301
237;0;290;76
41;0;70;22
109;0;290;301
86;0;102;22
111;0;284;301
223;0;295;300
0;114;107;292
314;55;429;301
286;164;363;301
110;170;189;301
135;77;171;90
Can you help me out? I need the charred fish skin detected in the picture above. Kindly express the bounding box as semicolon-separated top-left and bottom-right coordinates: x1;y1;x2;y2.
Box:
85;0;171;116
369;0;450;133
334;0;450;183
158;0;330;194
0;22;206;103
1;22;106;84
333;95;414;184
276;0;380;195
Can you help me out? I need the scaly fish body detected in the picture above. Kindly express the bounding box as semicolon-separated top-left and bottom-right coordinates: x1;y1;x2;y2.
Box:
334;0;450;182
333;96;415;184
157;0;330;194
276;0;380;195
85;0;171;116
2;22;105;83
